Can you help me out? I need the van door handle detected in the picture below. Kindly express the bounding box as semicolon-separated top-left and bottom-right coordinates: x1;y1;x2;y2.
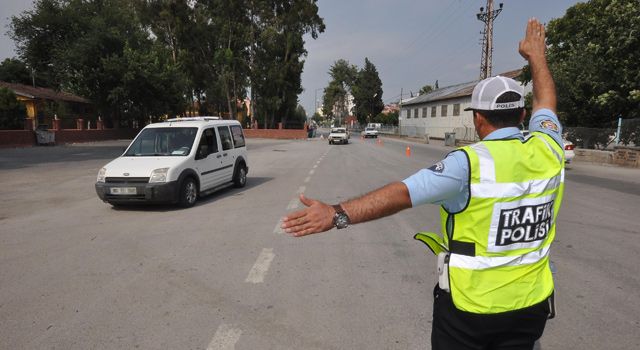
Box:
216;154;222;158
223;153;228;157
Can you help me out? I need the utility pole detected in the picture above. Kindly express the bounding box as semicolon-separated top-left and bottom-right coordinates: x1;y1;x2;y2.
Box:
476;1;503;79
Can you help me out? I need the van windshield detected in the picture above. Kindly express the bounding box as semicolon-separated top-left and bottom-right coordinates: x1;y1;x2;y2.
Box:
124;127;197;156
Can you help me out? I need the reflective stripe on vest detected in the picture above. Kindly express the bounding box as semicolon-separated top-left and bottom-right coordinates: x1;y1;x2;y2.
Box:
444;133;565;314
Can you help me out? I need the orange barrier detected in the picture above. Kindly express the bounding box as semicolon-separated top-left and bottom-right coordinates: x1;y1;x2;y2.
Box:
406;146;411;157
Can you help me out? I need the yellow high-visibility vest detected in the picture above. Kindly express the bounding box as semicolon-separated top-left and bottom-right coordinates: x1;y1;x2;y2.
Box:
417;132;565;314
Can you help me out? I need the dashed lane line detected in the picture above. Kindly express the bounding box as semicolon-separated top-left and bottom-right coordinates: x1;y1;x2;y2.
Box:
207;324;242;350
304;176;311;183
286;198;299;210
245;248;275;283
273;219;284;234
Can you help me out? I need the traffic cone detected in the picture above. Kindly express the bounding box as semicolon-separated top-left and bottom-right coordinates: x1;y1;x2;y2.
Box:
406;146;411;157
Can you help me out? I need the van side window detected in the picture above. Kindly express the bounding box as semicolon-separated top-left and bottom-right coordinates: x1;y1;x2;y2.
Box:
197;128;218;157
230;125;245;148
218;126;233;151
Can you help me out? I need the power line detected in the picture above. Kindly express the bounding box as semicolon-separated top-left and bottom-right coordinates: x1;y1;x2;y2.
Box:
403;0;465;52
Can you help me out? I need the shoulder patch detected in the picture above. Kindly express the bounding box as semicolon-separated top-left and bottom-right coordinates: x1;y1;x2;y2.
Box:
540;120;559;132
428;161;445;173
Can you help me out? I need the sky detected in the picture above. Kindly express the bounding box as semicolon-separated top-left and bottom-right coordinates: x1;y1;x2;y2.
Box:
0;0;583;116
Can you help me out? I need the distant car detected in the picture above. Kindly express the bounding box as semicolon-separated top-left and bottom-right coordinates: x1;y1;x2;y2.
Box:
563;140;575;163
521;130;575;164
328;127;349;145
362;127;379;138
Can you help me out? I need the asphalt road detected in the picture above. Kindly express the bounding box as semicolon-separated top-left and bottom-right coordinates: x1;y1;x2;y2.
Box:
0;136;638;349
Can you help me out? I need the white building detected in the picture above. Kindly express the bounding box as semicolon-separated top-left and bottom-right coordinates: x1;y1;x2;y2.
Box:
399;69;529;141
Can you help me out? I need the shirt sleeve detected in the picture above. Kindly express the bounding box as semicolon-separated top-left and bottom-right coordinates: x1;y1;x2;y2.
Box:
529;108;563;147
402;151;468;208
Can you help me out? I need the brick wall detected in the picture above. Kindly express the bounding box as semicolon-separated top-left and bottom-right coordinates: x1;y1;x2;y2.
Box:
613;147;640;168
1;127;307;148
0;129;139;148
243;129;307;139
0;130;36;148
54;129;139;144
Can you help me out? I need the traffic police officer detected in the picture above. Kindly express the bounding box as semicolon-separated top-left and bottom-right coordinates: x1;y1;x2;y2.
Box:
282;18;563;350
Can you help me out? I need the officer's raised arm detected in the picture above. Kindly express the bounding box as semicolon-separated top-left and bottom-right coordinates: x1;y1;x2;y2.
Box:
519;18;556;114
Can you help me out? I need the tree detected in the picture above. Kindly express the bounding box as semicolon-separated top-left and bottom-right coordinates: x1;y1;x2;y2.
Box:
374;110;398;126
419;84;434;96
0;87;26;129
250;0;325;128
322;59;357;124
544;0;640;129
11;0;187;126
0;58;32;85
351;57;383;125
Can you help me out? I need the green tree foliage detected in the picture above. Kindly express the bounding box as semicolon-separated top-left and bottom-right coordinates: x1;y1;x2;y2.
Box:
419;84;434;96
374;110;398;126
0;87;26;129
9;0;324;128
544;0;640;128
321;59;357;122
10;0;187;126
250;0;324;128
351;57;384;125
0;58;32;85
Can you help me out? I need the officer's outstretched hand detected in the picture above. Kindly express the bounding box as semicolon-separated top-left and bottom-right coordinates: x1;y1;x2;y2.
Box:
519;18;546;61
281;194;335;237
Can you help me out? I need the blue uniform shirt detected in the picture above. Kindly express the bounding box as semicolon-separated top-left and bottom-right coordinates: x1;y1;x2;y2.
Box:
402;108;562;212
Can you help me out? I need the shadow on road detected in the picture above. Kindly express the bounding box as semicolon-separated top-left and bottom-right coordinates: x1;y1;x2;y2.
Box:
106;176;273;212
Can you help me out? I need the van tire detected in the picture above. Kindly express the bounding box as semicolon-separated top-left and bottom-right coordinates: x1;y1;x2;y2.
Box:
233;164;247;188
178;177;198;208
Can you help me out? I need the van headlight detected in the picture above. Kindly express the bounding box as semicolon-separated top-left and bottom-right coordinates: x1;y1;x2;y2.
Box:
97;168;106;183
149;168;169;183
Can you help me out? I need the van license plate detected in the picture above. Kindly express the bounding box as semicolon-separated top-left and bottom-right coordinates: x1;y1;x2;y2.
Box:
110;187;137;195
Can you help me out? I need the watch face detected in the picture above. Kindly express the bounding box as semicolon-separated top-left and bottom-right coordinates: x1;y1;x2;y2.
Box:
335;213;350;229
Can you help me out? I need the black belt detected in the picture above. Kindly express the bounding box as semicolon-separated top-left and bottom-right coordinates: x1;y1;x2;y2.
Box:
449;240;475;257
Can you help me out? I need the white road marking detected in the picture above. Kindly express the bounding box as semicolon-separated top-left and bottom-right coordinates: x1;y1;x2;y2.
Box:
207;324;242;350
309;169;315;175
245;248;275;283
287;198;299;210
304;176;311;183
313;164;318;169
297;186;306;194
273;219;284;234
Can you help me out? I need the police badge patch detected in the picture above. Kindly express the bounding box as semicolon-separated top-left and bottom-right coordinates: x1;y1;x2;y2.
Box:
428;161;445;173
540;120;559;132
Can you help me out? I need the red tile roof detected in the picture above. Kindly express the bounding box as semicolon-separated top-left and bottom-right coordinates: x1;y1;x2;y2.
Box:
0;81;90;103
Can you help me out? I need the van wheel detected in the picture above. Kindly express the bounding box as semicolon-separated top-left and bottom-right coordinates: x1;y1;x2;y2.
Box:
233;165;247;188
178;177;198;208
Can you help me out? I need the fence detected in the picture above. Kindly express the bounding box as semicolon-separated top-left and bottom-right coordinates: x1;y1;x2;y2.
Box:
565;118;639;149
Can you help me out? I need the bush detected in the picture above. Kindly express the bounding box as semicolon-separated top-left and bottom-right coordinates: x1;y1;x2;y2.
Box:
0;87;26;130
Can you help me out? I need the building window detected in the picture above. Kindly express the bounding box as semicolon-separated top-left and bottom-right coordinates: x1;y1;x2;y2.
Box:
414;108;419;118
453;104;460;116
406;109;411;118
441;105;448;117
422;107;427;118
431;106;436;117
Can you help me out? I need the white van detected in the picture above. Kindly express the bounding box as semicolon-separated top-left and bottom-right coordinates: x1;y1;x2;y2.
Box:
95;117;248;208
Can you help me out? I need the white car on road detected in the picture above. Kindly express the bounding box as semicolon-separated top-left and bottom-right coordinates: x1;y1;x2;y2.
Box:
328;127;349;145
362;127;379;138
95;117;249;208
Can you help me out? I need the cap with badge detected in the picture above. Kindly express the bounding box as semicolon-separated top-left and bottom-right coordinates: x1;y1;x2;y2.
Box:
464;76;525;111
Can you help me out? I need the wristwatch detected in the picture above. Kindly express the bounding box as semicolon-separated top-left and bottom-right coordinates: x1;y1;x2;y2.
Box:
332;204;351;229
